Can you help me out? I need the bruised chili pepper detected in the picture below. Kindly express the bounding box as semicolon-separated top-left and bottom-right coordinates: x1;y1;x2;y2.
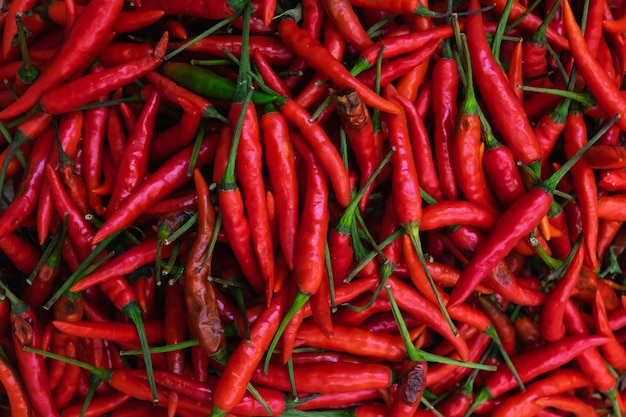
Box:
467;0;542;168
0;0;124;119
184;169;224;357
278;18;400;114
331;88;377;212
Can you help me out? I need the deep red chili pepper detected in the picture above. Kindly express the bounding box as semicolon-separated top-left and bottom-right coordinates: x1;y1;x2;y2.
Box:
229;97;275;297
564;109;600;270
51;320;163;344
263;129;329;369
395;95;443;202
92;138;217;244
0;280;60;417
0;126;52;238
0;0;123;118
106;86;160;214
592;291;626;370
149;102;202;166
585;144;626;169
260;108;298;270
278;18;399;114
534;396;600;417
0;345;32;417
40;33;166;115
99;42;154;67
48;2;165;34
467;0;542;167
540;242;584;342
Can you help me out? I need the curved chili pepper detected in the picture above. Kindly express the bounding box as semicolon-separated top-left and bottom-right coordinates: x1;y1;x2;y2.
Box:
491;369;593;417
0;280;60;417
0;126;52;238
260;108;298;270
540;242;584;342
0;348;32;417
563;300;617;392
593;291;626;370
395;95;443;202
320;0;372;51
585;144;626;169
40;33;167;115
92;138;217;244
0;0;123;119
467;0;542;167
466;335;609;414
564;110;600;269
563;0;626;130
263;130;329;369
534;396;600;417
209;284;288;417
278;18;400;114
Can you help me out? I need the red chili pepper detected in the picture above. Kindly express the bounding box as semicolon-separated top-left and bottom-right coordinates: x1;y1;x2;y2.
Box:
395;95;443;202
40;33;167;115
92;138;217;244
563;300;617;392
209;284;288;417
0;0;124;119
0;348;32;417
585;144;626;169
593;291;626;370
0;126;53;238
51;320;163;344
320;0;372;51
467;0;542;167
534;396;600;417
260;108;298;270
47;2;165;34
467;335;609;413
491;369;593;417
563;0;626;129
0;280;60;417
540;242;584;342
278;18;400;114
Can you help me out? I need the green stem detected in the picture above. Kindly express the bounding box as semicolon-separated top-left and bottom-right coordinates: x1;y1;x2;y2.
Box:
344;228;405;282
164;14;240;61
406;224;458;336
517;85;594;109
15;13;39;84
80;374;103;417
187;120;206;177
384;286;496;370
484;324;525;391
44;230;121;310
120;339;199;356
26;214;67;285
505;0;541;31
123;302;158;403
491;0;515;66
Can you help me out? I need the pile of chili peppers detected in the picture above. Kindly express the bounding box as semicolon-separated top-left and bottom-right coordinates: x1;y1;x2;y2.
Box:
1;0;626;415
